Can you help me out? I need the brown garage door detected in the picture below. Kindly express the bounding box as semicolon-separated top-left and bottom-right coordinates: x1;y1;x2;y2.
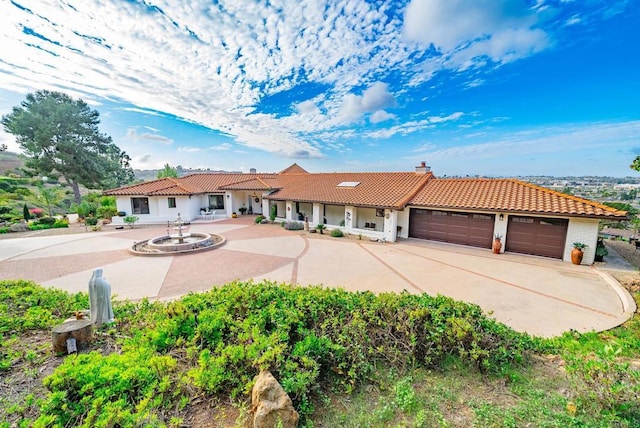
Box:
409;209;495;248
505;216;568;259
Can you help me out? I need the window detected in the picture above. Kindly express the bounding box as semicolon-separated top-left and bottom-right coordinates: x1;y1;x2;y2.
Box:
208;194;224;209
168;197;176;208
376;208;384;217
131;197;149;214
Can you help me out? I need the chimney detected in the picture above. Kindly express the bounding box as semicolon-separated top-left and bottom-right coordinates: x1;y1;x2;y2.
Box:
249;168;257;174
415;161;430;175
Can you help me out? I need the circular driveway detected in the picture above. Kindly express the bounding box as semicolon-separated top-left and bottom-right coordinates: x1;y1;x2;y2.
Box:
0;217;634;338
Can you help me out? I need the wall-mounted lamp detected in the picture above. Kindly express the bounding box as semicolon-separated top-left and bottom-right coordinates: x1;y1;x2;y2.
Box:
499;214;504;221
226;194;230;199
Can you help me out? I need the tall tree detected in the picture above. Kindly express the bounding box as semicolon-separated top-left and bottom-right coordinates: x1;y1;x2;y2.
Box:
157;163;178;178
631;156;640;172
1;90;134;203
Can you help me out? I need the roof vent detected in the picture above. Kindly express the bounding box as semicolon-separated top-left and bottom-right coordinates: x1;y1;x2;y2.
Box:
415;161;430;175
337;181;360;188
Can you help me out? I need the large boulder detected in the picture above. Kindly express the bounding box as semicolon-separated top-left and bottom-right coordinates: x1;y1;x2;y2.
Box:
8;222;29;232
251;370;299;428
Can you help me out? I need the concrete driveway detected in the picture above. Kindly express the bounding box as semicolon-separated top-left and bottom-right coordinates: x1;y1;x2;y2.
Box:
0;217;634;338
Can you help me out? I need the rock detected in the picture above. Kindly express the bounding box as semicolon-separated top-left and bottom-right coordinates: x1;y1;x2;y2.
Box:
252;370;299;428
8;222;29;232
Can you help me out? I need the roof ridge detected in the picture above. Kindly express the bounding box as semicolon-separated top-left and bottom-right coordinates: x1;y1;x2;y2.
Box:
167;177;204;194
255;177;272;188
395;173;434;208
508;179;628;216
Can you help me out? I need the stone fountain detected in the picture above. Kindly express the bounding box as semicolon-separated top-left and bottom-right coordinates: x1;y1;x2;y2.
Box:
130;213;225;256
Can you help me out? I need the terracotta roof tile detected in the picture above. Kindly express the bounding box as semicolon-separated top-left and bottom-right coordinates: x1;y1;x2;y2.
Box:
220;177;276;190
278;163;309;174
410;178;627;218
268;172;432;208
103;178;204;196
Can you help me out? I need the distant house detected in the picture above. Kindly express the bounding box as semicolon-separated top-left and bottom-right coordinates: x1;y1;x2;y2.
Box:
104;162;627;264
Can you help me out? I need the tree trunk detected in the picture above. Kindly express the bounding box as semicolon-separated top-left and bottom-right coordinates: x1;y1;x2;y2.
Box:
70;180;81;204
52;319;93;354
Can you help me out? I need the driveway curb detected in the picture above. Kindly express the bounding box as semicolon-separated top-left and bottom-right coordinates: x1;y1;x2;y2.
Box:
592;267;637;331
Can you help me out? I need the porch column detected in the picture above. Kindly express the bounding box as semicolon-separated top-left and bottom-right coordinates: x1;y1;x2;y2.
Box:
286;201;293;221
312;203;322;226
225;192;233;217
345;206;355;232
383;209;399;242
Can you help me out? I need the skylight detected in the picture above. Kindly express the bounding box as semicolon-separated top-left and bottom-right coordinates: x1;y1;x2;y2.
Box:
337;181;360;187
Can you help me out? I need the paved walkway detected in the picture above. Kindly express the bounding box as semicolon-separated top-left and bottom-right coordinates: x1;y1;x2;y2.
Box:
0;217;635;338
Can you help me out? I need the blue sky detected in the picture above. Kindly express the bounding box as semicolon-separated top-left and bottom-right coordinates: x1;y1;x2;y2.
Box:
0;0;638;177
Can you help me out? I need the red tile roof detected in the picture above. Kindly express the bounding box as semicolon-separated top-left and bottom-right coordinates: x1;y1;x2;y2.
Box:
278;163;309;175
267;172;432;208
103;178;205;196
104;164;626;218
409;178;627;218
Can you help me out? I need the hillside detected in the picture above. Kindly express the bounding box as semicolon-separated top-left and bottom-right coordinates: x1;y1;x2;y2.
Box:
0;151;24;175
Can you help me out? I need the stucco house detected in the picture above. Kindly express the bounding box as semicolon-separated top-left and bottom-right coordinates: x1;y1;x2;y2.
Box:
104;163;627;264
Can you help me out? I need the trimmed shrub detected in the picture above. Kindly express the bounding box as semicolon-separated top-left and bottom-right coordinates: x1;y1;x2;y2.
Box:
255;215;266;224
97;205;117;219
0;227;8;234
37;216;56;225
53;221;69;228
284;221;304;230
71;201;98;218
331;228;344;237
84;216;99;226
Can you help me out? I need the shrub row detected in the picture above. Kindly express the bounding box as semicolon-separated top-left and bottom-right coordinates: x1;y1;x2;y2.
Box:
5;280;535;425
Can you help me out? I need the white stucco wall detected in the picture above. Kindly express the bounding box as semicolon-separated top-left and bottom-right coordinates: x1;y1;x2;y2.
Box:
493;212;509;253
396;208;409;239
564;218;600;264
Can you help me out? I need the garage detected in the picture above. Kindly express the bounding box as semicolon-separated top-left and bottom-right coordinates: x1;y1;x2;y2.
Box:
409;209;495;248
505;216;568;259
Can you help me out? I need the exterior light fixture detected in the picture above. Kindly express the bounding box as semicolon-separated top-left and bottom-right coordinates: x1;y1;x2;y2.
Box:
499;214;504;221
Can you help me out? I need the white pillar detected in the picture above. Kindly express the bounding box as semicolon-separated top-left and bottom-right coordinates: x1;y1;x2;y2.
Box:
345;206;355;232
312;203;322;226
383;209;399;242
286;201;293;221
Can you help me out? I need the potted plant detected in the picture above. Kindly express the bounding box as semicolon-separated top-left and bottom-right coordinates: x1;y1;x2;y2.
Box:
492;234;502;254
316;223;326;234
594;239;608;262
571;242;588;265
238;207;247;215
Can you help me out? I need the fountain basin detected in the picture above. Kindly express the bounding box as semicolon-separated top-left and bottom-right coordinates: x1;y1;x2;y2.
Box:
130;232;225;256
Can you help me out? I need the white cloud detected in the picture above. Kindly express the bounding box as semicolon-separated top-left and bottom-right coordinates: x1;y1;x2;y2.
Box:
404;0;550;69
294;100;319;115
367;112;464;139
418;121;640;161
177;146;201;152
209;143;232;151
339;82;396;123
131;154;153;169
370;110;396;124
0;128;22;153
126;128;173;145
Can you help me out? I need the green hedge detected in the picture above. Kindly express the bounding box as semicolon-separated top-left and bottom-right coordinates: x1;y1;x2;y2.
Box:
2;280;535;426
